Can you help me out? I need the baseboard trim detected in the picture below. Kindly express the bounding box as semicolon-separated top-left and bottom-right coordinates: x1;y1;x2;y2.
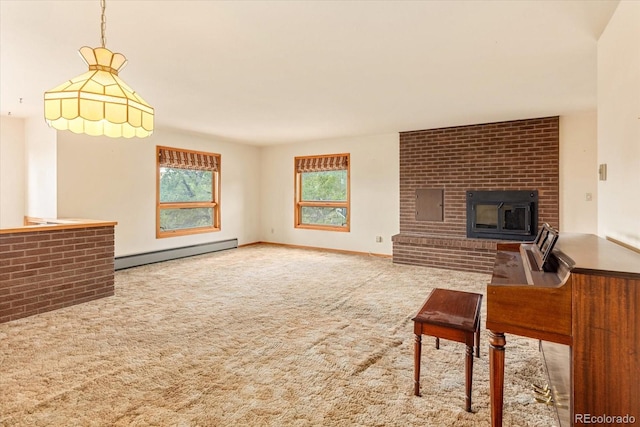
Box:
115;238;238;270
252;241;392;258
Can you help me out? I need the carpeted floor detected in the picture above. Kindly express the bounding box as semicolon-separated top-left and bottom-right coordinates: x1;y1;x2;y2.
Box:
0;244;556;426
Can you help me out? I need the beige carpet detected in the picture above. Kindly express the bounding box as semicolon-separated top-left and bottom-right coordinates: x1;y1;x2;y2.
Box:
0;244;556;426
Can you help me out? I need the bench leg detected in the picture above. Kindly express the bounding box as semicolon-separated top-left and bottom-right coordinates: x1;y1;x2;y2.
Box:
414;334;422;396
435;337;440;350
465;344;474;412
475;322;481;358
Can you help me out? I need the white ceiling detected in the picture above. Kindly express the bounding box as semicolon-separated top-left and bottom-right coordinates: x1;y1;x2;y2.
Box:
0;0;619;145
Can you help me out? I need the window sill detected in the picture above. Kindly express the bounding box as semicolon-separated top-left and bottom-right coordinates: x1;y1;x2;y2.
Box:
157;226;221;239
295;224;350;233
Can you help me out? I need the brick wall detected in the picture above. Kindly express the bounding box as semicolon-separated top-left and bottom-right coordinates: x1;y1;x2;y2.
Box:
393;116;559;273
0;226;115;323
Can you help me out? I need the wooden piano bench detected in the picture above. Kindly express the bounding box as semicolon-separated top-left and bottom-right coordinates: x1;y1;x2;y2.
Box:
411;288;483;412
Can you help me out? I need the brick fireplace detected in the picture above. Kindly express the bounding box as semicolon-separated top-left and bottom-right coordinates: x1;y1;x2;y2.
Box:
392;116;559;274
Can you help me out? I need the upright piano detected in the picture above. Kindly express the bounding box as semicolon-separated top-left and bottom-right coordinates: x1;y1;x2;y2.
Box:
487;232;640;427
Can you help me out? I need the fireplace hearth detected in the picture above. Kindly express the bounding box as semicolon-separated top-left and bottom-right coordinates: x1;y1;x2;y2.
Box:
466;190;538;241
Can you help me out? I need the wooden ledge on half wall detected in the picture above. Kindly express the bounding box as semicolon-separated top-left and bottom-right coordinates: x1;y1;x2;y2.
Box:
0;217;118;234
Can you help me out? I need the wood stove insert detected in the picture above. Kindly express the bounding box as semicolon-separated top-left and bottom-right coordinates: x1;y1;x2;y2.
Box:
466;190;538;241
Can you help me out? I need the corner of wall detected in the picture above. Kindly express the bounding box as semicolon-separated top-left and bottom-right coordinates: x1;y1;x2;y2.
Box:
0;116;26;228
558;112;598;234
596;0;640;249
25;117;57;219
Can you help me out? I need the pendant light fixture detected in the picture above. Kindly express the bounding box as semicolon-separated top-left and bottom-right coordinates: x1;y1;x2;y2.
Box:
44;0;154;138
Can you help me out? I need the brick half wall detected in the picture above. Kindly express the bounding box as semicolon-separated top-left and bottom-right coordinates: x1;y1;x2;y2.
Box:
393;116;559;273
0;226;115;323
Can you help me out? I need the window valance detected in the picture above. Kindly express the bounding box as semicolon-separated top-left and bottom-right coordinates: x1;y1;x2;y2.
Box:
295;154;349;173
158;147;219;171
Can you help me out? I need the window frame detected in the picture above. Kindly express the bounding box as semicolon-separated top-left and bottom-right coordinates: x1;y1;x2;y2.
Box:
156;145;221;238
294;153;350;232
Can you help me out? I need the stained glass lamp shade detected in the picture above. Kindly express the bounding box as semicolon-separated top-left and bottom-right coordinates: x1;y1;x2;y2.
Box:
44;46;154;138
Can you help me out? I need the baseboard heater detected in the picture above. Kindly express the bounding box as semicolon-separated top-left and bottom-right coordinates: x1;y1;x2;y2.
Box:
114;238;238;270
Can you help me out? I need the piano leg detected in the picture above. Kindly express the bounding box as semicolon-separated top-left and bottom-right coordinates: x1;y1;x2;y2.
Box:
489;330;506;427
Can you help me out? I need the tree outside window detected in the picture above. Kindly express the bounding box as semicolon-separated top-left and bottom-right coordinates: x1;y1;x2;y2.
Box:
156;146;220;238
294;154;350;232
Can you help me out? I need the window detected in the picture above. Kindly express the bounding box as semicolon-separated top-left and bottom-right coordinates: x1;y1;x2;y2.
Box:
156;146;220;238
294;153;350;232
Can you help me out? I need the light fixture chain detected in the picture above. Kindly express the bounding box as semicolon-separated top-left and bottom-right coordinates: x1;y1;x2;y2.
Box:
100;0;107;48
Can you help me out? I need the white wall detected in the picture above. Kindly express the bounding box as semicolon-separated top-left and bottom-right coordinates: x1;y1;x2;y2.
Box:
25;117;57;218
0;116;26;228
259;133;399;255
597;0;640;249
57;128;261;257
559;112;598;233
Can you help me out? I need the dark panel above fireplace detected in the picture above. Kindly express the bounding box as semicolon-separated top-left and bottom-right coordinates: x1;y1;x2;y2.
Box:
466;190;538;241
